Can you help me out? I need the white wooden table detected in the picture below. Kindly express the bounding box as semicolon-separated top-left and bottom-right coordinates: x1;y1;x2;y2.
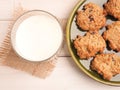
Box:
0;0;120;90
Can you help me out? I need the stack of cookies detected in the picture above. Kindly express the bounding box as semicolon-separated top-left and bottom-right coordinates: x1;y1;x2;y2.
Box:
73;0;120;80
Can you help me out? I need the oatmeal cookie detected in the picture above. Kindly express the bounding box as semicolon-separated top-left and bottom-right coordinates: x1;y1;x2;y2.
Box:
91;54;120;80
103;21;120;52
73;32;106;59
104;0;120;20
76;2;106;31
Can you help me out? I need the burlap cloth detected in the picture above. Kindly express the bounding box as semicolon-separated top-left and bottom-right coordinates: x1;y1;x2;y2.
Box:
0;6;67;78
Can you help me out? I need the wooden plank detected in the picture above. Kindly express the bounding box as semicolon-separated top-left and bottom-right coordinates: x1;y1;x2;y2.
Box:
15;0;78;18
0;57;117;90
0;0;14;20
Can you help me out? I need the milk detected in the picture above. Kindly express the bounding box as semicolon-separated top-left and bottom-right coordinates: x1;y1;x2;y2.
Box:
12;11;63;61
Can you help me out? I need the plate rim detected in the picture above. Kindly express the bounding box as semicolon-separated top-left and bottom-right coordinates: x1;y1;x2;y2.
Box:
66;0;120;86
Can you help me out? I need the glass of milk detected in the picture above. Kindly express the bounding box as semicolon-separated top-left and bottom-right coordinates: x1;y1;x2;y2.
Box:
11;10;63;62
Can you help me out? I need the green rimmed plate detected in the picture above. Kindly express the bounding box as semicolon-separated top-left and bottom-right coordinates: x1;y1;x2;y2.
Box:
66;0;120;86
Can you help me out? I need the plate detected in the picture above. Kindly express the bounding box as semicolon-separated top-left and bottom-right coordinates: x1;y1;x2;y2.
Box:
66;0;120;86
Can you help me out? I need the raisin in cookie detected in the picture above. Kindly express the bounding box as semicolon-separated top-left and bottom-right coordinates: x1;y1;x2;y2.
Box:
76;2;106;31
103;21;120;52
104;0;120;20
91;54;120;80
74;32;106;59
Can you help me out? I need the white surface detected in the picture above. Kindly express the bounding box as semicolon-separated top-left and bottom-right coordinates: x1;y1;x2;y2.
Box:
0;57;120;90
0;0;120;90
12;11;63;61
0;0;14;20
